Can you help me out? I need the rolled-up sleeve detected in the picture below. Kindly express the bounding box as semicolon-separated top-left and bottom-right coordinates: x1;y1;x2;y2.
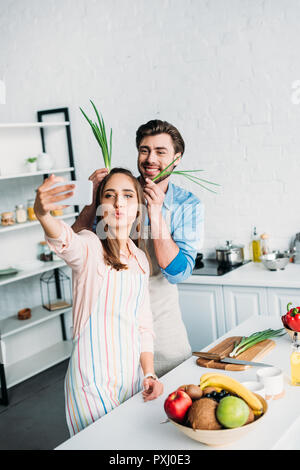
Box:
161;200;204;284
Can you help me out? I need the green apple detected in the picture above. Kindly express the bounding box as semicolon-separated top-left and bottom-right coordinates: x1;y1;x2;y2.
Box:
216;396;250;428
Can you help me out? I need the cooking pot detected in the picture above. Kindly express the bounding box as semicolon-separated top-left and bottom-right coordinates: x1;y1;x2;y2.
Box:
216;240;244;266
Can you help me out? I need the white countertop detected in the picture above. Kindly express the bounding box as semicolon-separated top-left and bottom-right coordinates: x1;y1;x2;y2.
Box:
56;315;300;451
183;261;300;288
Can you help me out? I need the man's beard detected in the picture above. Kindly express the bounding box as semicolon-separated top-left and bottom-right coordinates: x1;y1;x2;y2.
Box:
138;162;177;185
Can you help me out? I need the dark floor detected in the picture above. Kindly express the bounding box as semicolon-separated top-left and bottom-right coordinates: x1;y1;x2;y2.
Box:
0;360;70;450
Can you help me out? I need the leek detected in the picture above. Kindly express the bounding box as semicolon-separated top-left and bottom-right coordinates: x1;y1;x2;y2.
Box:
80;100;112;170
229;328;285;358
152;156;220;193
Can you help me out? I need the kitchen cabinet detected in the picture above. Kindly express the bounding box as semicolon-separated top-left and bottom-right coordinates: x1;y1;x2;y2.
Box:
267;288;300;317
0;108;77;405
223;285;268;330
178;284;225;350
179;263;300;343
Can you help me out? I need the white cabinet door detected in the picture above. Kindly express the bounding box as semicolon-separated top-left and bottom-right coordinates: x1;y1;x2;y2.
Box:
267;288;300;319
178;284;225;351
223;286;268;330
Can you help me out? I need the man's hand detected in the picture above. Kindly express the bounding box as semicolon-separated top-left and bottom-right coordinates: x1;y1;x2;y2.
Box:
89;168;109;201
143;178;165;218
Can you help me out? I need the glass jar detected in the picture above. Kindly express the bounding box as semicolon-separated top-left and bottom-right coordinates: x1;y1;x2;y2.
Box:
51;208;63;217
38;241;53;262
15;204;27;223
27;199;37;221
1;211;15;226
290;332;300;386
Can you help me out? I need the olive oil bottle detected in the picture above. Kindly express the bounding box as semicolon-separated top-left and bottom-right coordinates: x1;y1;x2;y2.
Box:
251;227;261;262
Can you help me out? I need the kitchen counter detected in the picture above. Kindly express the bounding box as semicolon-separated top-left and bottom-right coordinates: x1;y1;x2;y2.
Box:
185;261;300;288
56;315;300;451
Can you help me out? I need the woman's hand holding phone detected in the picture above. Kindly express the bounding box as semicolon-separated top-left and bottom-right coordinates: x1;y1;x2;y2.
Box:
34;174;75;218
34;174;75;239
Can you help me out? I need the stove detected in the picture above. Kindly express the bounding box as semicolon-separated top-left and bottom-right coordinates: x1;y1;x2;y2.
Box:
192;257;251;276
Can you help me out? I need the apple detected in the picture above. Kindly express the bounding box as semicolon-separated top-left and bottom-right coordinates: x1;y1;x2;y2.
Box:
164;390;193;423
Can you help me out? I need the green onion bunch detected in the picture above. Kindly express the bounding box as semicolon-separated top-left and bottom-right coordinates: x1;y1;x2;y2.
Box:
80;100;112;170
152;156;220;193
229;328;285;358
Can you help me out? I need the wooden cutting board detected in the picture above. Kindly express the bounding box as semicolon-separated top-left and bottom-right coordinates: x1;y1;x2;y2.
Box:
196;336;276;371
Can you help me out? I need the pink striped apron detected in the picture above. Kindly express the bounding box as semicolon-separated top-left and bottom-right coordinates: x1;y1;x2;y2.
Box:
64;267;145;436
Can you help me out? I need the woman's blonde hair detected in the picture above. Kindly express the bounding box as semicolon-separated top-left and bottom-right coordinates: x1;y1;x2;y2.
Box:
95;167;151;273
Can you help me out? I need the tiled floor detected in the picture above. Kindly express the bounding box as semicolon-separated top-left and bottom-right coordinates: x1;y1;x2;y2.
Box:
0;360;70;450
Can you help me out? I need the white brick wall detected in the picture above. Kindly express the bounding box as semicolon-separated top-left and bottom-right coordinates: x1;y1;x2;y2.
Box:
0;0;300;272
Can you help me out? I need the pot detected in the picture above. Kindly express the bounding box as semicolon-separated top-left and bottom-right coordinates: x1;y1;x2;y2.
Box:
216;240;244;266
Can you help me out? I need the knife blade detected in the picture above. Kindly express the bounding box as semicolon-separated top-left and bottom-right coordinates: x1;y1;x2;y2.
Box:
192;351;273;367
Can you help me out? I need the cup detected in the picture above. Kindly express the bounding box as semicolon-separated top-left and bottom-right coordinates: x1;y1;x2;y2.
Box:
256;367;284;400
241;381;265;398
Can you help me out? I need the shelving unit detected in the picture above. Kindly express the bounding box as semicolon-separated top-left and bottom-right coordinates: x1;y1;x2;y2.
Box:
0;107;78;406
0;166;74;180
0;212;79;234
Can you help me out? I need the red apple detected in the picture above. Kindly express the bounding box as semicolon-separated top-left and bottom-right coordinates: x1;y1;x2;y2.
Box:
164;390;193;423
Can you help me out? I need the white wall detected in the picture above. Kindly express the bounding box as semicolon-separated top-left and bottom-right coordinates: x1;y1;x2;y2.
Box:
1;0;300;272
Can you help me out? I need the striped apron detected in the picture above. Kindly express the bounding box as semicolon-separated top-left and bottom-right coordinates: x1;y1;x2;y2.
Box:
64;267;145;436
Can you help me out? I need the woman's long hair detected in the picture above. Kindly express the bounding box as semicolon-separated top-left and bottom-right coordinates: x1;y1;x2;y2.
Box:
95;167;151;272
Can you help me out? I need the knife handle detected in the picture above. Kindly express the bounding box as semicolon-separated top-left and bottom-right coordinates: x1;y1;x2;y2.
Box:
192;351;224;360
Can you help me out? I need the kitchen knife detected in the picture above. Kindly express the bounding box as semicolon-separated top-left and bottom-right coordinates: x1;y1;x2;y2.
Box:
192;351;273;367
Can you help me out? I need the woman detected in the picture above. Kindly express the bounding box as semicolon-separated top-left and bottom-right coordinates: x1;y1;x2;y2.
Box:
34;168;163;436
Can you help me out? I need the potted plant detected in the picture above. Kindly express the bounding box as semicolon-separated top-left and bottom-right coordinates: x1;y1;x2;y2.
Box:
26;157;38;172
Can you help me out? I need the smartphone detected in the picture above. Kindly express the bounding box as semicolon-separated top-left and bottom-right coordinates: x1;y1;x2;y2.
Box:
51;180;93;206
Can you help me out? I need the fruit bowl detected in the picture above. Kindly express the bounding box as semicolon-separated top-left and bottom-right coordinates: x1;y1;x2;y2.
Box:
284;326;299;341
168;394;268;447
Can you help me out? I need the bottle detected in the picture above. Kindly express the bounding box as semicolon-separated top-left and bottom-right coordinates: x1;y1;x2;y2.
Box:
27;199;37;221
15;204;27;223
251;227;261;262
260;233;270;255
290;332;300;386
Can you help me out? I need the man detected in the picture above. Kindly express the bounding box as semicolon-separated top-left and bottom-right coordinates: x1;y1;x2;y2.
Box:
72;120;204;377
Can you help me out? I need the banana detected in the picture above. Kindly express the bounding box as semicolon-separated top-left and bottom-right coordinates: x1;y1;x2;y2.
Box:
200;372;226;383
199;373;263;415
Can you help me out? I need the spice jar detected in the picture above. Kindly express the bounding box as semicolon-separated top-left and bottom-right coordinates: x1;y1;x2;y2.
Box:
39;241;53;262
1;211;15;226
15;204;27;223
27;199;37;221
51;208;63;217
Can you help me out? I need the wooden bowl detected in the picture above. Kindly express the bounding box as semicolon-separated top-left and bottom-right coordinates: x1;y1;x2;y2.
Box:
168;394;267;447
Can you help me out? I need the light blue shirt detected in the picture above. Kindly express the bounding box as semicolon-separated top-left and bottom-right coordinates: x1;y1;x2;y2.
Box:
92;181;204;285
145;182;204;284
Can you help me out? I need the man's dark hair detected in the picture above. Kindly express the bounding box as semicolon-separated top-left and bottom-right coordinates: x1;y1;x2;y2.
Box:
136;120;185;156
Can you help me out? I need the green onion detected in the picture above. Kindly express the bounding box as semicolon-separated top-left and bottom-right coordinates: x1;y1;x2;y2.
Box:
80;100;112;170
229;328;285;358
152;156;220;193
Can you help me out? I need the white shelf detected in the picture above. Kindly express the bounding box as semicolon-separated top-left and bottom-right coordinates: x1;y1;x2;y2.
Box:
0;166;74;181
6;340;72;389
0;304;72;339
0;259;67;287
0;122;70;129
0;212;78;234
